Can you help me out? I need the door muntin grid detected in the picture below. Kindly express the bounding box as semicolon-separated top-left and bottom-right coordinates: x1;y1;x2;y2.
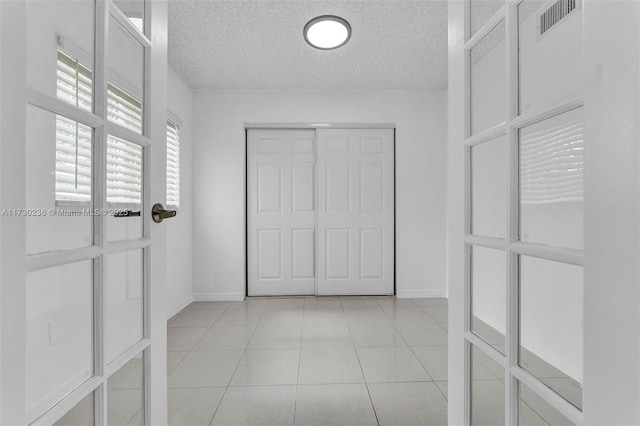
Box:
464;0;584;424
24;0;154;424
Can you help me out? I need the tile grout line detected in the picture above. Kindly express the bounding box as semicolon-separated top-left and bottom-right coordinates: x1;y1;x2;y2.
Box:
411;302;451;401
167;302;233;426
348;299;381;425
417;304;449;333
380;299;452;402
209;301;269;426
352;338;381;425
169;301;264;426
291;305;309;426
167;302;233;378
379;299;437;384
380;299;451;404
205;388;226;426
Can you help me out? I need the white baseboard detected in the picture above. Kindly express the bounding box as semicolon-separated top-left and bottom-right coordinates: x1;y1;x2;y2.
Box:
396;289;447;299
191;291;444;300
167;295;194;320
193;292;245;302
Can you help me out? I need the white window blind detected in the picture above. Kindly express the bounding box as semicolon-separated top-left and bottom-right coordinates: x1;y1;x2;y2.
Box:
107;135;142;205
55;117;93;204
57;50;92;111
105;83;143;206
55;50;93;204
107;82;143;134
166;121;180;208
56;49;144;207
520;116;584;204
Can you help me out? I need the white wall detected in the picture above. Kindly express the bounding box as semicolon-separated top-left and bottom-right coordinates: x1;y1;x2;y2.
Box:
192;89;447;300
166;67;194;317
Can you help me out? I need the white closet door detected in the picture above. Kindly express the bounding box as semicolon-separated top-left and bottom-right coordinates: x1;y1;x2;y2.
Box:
317;129;395;295
247;129;316;296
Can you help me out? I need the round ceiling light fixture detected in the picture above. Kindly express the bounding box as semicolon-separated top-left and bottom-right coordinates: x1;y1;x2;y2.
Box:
304;15;351;50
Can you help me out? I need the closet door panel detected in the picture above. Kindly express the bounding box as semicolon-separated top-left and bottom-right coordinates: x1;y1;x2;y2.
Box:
247;129;316;296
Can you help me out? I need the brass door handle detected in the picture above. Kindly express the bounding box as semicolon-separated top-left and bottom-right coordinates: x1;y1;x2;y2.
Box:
152;203;177;223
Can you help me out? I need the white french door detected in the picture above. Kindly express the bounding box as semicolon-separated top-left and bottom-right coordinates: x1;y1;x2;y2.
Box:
448;0;640;424
247;127;394;297
0;0;168;424
461;0;586;423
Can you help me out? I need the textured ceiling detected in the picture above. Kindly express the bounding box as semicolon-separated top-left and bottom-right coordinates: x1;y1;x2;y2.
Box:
168;0;449;90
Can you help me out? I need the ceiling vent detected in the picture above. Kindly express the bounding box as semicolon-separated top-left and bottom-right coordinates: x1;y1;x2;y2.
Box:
539;0;578;37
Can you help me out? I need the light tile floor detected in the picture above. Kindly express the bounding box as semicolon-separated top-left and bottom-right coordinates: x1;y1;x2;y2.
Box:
167;296;449;426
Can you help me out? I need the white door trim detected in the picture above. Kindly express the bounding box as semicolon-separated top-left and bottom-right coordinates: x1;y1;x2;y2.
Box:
0;2;28;424
244;122;397;129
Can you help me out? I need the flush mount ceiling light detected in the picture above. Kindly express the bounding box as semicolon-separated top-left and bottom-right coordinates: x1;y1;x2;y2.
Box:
304;15;351;50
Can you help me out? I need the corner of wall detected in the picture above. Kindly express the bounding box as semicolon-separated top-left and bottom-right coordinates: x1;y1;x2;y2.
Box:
166;66;195;319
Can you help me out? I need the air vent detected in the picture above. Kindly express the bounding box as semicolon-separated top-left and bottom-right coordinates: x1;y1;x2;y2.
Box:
539;0;578;36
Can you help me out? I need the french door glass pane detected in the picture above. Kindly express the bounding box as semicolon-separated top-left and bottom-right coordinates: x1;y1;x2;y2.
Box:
519;382;574;425
518;0;583;114
471;345;505;425
26;260;93;422
108;15;144;134
471;135;508;238
471;246;506;353
26;105;93;254
57;50;93;112
113;0;145;34
470;0;504;38
519;108;584;250
107;353;144;425
519;255;583;410
106;135;143;242
54;392;95;426
470;20;506;135
105;249;144;363
27;0;95;103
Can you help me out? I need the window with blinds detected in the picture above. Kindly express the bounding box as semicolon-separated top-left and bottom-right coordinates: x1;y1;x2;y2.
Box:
107;135;142;206
107;83;143;134
105;83;144;206
55;50;93;205
106;83;143;206
57;50;92;111
520;114;584;204
56;117;93;204
56;49;144;207
166;121;180;209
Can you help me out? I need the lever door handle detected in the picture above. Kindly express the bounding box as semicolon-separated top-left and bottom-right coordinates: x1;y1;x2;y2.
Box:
152;203;177;223
114;210;141;218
